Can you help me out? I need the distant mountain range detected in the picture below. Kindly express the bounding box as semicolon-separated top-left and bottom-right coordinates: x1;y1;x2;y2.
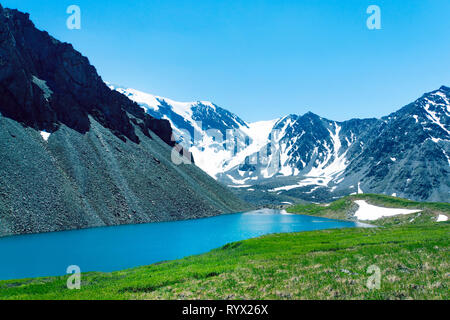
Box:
0;5;250;236
0;3;447;239
109;85;450;203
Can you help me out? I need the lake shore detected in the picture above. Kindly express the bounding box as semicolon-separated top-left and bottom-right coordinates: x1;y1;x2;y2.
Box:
0;221;448;300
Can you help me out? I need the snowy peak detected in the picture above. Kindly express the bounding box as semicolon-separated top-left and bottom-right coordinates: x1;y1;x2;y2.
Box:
107;83;215;120
109;83;272;178
220;86;448;202
110;83;449;202
389;85;450;141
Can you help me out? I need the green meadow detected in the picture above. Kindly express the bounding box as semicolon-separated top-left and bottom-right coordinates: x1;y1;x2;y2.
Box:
0;195;448;300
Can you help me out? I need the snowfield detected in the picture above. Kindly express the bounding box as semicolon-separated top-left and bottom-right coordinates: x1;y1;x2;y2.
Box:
353;200;421;221
40;131;50;141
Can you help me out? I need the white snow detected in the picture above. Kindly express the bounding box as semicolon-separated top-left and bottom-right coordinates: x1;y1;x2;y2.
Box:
108;82;269;179
357;182;363;194
424;103;450;135
353;200;421;221
298;123;349;188
107;83;214;119
228;184;252;188
268;176;330;192
226;174;251;185
222;119;278;175
109;85;161;111
436;214;448;222
306;123;346;178
40;131;50;141
433;90;450;107
441;149;450;166
430;137;442;143
269;184;303;192
305;186;320;194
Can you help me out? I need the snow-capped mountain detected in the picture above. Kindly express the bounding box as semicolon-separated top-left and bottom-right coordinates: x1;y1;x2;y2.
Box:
111;84;450;203
341;86;450;201
223;86;449;202
107;84;277;178
219;113;377;187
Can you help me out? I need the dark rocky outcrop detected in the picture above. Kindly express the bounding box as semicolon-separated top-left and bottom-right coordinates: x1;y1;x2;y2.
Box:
0;5;251;237
0;4;173;146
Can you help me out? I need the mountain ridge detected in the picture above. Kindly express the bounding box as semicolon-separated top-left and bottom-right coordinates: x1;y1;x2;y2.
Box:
110;84;449;203
0;5;252;237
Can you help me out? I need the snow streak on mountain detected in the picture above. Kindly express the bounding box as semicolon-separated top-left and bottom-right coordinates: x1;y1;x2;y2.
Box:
107;84;277;178
110;84;450;203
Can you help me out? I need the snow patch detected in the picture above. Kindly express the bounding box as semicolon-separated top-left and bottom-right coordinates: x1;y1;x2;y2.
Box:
223;119;278;175
357;182;363;194
424;103;450;135
305;123;347;183
353;200;421;221
40;131;50;141
268;176;330;192
228;184;252;188
226;174;250;185
269;184;302;192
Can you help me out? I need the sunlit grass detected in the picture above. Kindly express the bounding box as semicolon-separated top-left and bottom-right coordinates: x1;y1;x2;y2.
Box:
0;221;448;300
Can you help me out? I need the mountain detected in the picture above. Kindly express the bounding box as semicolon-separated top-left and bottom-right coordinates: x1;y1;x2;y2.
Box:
107;84;277;178
0;5;251;237
341;87;450;201
223;86;449;203
111;84;450;204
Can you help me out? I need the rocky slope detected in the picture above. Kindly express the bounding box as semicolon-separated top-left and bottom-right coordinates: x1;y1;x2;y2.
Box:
224;86;450;203
341;87;450;201
0;5;251;237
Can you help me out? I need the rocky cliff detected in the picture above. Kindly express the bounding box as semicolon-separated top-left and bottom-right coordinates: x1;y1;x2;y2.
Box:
0;5;251;237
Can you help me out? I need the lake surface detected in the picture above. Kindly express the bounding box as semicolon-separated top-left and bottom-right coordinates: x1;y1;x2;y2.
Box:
0;209;370;280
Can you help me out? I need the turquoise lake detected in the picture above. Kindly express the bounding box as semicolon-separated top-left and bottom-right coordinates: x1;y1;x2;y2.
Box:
0;209;371;280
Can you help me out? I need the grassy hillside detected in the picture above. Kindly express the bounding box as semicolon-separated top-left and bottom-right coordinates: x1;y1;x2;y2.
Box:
286;194;450;226
1;221;448;300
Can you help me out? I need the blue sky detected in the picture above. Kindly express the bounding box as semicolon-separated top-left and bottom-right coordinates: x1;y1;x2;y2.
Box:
2;0;450;122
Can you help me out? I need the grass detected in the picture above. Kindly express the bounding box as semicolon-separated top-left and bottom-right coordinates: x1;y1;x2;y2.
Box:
286;194;450;226
0;221;448;300
1;194;448;300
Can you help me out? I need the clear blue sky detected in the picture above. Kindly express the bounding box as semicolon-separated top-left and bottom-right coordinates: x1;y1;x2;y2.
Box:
2;0;450;122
